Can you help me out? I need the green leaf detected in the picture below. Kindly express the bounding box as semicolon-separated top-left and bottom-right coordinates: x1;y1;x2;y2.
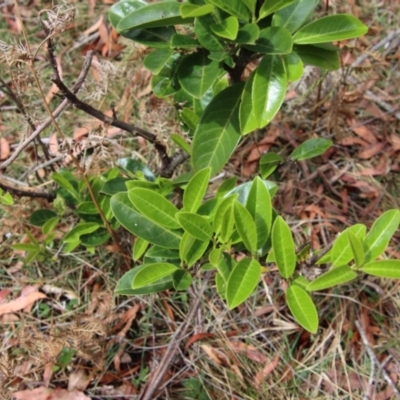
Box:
116;157;156;181
180;107;199;132
226;258;261;309
63;222;100;243
80;229;110;247
286;285;318;333
180;3;214;18
272;0;319;33
272;216;296;279
108;0;147;28
216;177;238;197
42;217;59;235
180;231;209;267
29;209;57;227
219;204;235;244
259;152;284;179
293;45;340;70
206;0;251;21
115;266;174;295
170;34;200;49
289;138;332;161
244;27;293;54
259;0;297;19
178;52;222;99
194;17;225;52
0;192;13;205
293;14;368;45
133;237;149;261
210;17;239;40
128;188;180;229
240;55;287;135
52;172;79;200
307;265;357;291
283;52;304;81
117;2;192;31
132;262;178;289
171;134;191;154
101;177;130;195
111;192;181;249
151;53;182;97
242;0;256;16
144;49;174;74
146;245;180;260
173;269;193;290
12;243;39;252
233;201;258;253
226;180;277;204
348;232;364;267
122;26;176;49
209;247;223;267
361;260;400;279
331;224;367;267
183;167;211;213
192;83;244;176
214;195;237;235
363;209;400;263
246;177;272;249
234;23;259;44
177;212;213;241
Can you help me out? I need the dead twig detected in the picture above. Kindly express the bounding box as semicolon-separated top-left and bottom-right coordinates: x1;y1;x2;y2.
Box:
0;174;55;200
0;51;93;170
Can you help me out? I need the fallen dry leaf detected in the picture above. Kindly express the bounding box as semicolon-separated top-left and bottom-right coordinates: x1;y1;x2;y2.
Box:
0;292;46;316
0;137;10;160
13;387;53;400
228;340;269;363
357;141;386;159
68;369;91;392
254;355;280;387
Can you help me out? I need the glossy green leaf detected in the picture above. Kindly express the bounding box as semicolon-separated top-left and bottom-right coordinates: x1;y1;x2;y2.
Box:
217;252;235;282
170;34;200;49
144;49;174;74
52;172;79;200
292;275;310;290
235;23;259;44
226;258;261;309
128;188;180;229
307;265;357;291
240;55;287;135
146;245;180;260
111;192;181;248
133;237;149;261
259;152;283;179
122;26;176;48
177;212;213;241
183;167;211;213
283;52;304;81
290;138;332;161
246;177;272;249
77;202;99;215
286;285;318;333
348;232;364;267
42;217;59;235
210;17;239;40
194;16;225;52
115;266;174;295
209;247;223;267
216;177;238;197
151;53;182;97
30;209;57;227
234;201;258;253
363;209;400;263
170;134;191;154
198;197;220;217
244;27;293;54
180;107;199;132
133;262;178;288
117;2;192;31
206;0;251;21
293;14;368;45
180;3;214;18
179;231;209;267
178;52;222;99
272;216;296;279
63;222;100;243
116;157;156;181
214;195;237;234
225;180;277;204
361;260;400;279
219;204;235;244
272;0;319;33
173;269;193;290
80;229;110;247
108;0;147;28
0;192;13;205
242;0;256;16
331;224;367;267
293;45;339;70
192;83;244;176
259;0;297;19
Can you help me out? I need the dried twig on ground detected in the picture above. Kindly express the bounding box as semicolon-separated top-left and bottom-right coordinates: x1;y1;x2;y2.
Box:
0;174;55;200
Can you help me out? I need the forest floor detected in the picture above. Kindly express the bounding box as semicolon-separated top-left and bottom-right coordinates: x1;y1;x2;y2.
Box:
0;0;399;399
